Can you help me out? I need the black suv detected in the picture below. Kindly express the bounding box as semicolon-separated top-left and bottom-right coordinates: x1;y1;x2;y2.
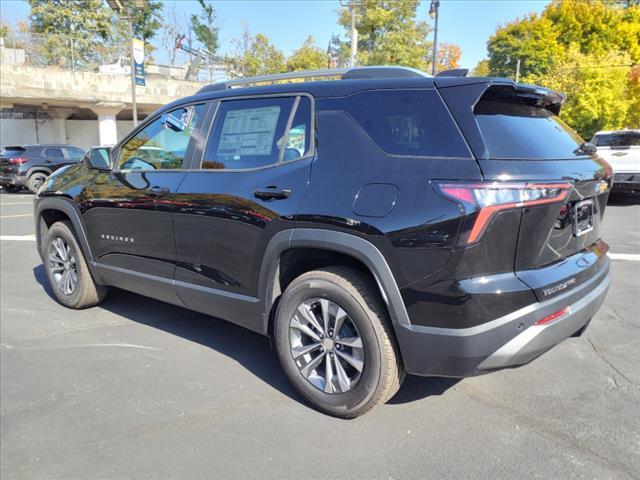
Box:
33;67;612;417
1;144;85;193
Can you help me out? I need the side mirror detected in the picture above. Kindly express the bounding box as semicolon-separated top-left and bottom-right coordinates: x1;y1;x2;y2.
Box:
84;147;112;171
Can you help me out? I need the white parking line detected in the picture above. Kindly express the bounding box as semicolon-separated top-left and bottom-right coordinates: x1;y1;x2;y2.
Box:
609;253;640;261
0;235;36;241
0;214;33;219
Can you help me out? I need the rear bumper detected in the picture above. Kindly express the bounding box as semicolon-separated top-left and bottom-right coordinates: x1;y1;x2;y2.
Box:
396;258;610;377
612;172;640;192
0;172;26;187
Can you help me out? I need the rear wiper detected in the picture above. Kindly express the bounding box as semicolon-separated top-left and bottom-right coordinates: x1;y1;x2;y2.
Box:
573;142;597;155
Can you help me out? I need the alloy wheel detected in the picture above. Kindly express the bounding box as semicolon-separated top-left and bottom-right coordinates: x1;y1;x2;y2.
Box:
48;237;78;295
289;298;365;394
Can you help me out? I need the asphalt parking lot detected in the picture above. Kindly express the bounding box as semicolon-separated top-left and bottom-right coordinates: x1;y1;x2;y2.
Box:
1;190;639;480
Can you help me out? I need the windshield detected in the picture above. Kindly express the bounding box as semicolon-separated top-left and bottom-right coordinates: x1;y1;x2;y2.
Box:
592;132;640;147
474;100;585;160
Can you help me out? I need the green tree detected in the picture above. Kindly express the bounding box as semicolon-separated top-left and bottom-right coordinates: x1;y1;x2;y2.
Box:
336;0;431;70
286;36;327;71
190;0;219;54
226;28;285;78
28;0;111;67
471;59;491;77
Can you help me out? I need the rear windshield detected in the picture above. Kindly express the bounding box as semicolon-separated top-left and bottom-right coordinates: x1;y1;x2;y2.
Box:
592;132;640;147
1;147;26;156
475;100;584;160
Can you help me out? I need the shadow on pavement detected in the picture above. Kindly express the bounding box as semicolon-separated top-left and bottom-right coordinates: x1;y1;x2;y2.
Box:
33;264;457;409
607;193;640;206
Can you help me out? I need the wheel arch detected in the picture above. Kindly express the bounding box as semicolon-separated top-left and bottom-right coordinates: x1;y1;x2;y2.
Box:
35;197;95;266
26;166;53;178
259;228;411;338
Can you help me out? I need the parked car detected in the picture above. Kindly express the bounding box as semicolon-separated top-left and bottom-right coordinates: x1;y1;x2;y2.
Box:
33;67;612;417
591;129;640;195
0;144;85;193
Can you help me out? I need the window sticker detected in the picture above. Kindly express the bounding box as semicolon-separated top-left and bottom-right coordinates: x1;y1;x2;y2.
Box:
218;106;281;157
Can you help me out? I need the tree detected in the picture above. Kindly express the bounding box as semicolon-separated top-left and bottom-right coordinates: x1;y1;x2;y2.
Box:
226;27;285;78
336;0;432;70
28;0;111;67
470;59;491;77
190;0;219;54
434;43;462;72
286;36;327;71
109;0;163;60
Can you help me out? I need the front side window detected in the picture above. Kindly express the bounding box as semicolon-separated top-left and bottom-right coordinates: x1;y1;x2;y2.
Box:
202;97;298;170
118;103;205;170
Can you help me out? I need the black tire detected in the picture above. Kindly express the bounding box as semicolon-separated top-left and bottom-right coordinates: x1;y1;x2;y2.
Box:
274;266;404;418
44;221;108;309
27;172;48;194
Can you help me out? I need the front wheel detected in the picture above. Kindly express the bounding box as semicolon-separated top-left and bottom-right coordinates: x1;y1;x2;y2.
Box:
44;221;109;309
274;266;404;418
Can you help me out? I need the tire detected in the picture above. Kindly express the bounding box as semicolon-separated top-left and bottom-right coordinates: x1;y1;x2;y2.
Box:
274;266;404;418
27;172;48;194
44;221;108;309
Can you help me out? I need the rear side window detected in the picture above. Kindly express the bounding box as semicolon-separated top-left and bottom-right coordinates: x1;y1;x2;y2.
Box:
592;132;640;147
0;147;26;157
341;89;470;158
475;101;584;159
203;96;297;170
44;148;64;158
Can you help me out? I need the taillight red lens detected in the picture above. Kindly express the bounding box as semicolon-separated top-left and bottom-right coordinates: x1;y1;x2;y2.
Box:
9;156;28;165
534;307;571;326
435;181;571;243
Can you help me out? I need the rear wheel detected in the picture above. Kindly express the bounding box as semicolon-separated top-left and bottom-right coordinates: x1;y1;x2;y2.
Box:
27;172;48;193
274;266;404;418
44;221;108;309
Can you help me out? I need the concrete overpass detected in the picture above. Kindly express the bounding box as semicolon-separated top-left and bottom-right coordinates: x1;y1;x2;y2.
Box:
0;63;207;149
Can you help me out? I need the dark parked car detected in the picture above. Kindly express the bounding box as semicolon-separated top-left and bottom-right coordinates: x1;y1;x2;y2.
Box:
0;144;85;193
33;67;612;417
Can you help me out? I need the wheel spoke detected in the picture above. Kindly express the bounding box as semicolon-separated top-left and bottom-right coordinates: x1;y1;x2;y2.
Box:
334;307;347;336
336;336;363;349
50;266;65;273
291;342;320;359
319;298;331;334
300;350;325;377
297;303;324;335
49;253;63;265
324;353;335;393
335;349;364;372
291;315;321;342
334;353;351;392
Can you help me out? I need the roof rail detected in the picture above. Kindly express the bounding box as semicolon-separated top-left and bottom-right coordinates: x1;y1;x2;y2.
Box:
197;66;430;94
435;68;469;78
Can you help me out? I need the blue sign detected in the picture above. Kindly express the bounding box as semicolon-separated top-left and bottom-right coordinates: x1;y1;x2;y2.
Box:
133;38;145;86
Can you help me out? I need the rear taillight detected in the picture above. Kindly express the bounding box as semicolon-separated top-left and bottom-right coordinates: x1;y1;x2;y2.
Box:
534;307;571;326
9;156;28;165
435;181;571;244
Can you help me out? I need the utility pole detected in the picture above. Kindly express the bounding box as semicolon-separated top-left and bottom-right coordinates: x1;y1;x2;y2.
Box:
429;0;440;76
127;15;138;127
107;0;143;126
515;58;521;83
340;0;361;67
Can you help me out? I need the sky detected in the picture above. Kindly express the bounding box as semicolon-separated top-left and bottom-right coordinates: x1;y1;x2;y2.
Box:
0;0;550;68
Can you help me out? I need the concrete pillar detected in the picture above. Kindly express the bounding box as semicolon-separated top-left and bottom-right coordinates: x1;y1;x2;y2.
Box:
47;108;74;144
91;102;124;146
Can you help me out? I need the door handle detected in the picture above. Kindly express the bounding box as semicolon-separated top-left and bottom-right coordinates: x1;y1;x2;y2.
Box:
147;186;170;196
254;187;292;201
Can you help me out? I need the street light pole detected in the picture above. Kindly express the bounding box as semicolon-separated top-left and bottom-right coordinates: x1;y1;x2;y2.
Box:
340;0;360;68
127;15;138;127
429;0;440;76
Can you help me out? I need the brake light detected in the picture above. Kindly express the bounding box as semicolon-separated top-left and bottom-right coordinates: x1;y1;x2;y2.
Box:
435;181;571;243
9;156;28;165
534;307;571;326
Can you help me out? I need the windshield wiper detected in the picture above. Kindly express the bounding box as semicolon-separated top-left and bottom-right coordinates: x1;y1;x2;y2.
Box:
573;142;597;155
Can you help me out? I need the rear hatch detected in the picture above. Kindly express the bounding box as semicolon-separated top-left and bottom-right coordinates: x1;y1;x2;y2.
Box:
0;146;28;175
439;81;611;301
